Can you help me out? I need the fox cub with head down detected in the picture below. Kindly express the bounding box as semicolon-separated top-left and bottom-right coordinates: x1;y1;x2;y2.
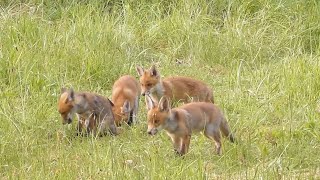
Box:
111;75;141;126
146;96;234;155
58;88;118;136
136;65;214;105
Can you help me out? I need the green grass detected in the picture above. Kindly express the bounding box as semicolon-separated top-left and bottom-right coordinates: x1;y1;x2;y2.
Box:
1;0;320;179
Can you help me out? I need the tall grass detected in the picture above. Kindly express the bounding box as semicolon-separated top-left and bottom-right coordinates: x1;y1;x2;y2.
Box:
0;0;319;179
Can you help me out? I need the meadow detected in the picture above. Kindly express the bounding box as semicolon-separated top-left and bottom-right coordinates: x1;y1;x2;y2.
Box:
0;0;320;179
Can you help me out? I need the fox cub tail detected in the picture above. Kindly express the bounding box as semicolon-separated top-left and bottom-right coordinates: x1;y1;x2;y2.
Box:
220;117;235;143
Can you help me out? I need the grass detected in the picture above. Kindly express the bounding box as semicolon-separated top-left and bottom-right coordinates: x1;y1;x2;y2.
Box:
0;0;320;179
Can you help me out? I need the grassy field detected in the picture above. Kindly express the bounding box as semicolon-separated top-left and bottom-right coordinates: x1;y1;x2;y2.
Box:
1;0;320;179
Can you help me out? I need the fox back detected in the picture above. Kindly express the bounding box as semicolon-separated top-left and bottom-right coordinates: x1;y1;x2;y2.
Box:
111;75;141;126
178;102;223;132
136;65;214;104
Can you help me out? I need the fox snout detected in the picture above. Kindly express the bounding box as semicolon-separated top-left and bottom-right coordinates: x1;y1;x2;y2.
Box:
62;117;72;125
61;113;73;125
67;117;72;124
141;91;150;96
147;128;158;135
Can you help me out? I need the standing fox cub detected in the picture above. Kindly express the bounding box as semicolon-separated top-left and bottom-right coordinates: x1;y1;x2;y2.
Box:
111;75;141;126
136;65;214;104
146;96;234;155
58;88;118;136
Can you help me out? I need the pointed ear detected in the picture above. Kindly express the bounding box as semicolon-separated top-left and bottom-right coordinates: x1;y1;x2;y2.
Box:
158;96;170;112
145;96;156;111
122;100;131;113
150;65;159;77
67;88;75;102
61;87;67;94
107;98;114;106
136;66;144;76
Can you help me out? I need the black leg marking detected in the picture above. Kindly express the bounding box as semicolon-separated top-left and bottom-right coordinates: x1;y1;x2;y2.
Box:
127;111;133;126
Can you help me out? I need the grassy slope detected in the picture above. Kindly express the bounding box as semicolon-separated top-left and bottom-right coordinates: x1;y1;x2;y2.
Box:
0;0;320;179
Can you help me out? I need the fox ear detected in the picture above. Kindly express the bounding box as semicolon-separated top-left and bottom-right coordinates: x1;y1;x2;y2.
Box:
67;88;75;102
61;87;67;94
158;96;170;112
122;100;131;113
150;65;159;77
145;96;155;110
64;88;74;103
107;98;114;106
136;66;144;76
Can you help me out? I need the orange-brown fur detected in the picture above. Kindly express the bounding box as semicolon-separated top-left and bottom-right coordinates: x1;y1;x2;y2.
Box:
146;96;234;155
58;88;118;136
76;116;96;134
111;75;141;126
136;65;214;105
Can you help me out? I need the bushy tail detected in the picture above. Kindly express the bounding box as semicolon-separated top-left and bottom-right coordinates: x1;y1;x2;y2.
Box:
220;117;235;143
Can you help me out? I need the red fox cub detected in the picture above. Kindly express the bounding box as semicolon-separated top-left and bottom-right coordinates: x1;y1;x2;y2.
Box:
111;75;141;126
58;88;118;136
136;65;214;105
146;96;234;155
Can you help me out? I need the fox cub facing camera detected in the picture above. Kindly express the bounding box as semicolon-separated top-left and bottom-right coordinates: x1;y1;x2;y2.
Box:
136;65;214;105
146;96;234;155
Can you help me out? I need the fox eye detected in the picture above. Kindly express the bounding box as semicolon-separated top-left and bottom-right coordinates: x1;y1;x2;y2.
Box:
147;83;151;87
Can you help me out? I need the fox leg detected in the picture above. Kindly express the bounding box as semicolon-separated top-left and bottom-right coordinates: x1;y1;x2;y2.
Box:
213;133;222;155
104;117;118;135
179;135;191;155
85;118;91;134
131;96;140;125
205;126;222;155
76;114;84;136
127;111;133;126
126;99;137;126
170;136;181;154
88;117;97;136
76;121;83;136
98;113;118;136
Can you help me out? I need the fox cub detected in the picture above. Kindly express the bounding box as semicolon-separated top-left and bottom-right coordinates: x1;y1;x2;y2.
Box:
146;96;234;155
58;88;118;136
136;65;214;105
111;75;141;126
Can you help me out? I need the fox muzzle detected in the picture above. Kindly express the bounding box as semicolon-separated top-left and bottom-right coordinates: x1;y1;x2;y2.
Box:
141;91;150;96
62;117;72;125
147;128;158;135
61;113;73;125
67;117;72;124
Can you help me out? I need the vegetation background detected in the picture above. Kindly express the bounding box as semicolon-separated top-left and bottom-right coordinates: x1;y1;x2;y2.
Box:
1;0;319;179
